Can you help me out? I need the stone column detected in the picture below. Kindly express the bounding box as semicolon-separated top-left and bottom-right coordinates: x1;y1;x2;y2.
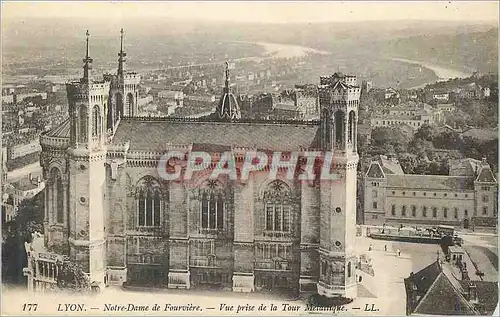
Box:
299;181;320;292
168;181;190;289
232;179;255;292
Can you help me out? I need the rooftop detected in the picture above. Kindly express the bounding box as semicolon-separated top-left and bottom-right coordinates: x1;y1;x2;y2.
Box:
12;177;41;191
112;117;320;152
44;117;70;138
404;260;498;315
387;174;474;191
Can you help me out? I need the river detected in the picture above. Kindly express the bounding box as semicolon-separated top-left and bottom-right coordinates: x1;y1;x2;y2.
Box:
250;41;331;59
391;57;474;88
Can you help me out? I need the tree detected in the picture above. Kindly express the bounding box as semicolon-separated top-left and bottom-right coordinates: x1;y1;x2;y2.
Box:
414;124;436;142
398;154;418;174
1;191;44;284
56;260;91;292
372;127;409;147
432;131;463;150
426;161;440;175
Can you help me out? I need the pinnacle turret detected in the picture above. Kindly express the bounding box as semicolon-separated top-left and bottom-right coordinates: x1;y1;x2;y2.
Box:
82;30;93;82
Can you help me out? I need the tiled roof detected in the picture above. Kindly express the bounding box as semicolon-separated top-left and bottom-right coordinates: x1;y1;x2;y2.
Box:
458;281;499;315
405;259;498;316
387;174;474;190
112;118;320;152
366;162;385;178
45;117;70;138
378;156;404;175
449;158;482;177
405;261;475;315
12;178;40;191
476;166;497;183
414;273;475;315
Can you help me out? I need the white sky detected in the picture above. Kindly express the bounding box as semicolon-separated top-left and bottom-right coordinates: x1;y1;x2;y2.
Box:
2;1;499;23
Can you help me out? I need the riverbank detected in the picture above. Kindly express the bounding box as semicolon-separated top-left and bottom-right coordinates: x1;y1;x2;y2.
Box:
390;57;474;88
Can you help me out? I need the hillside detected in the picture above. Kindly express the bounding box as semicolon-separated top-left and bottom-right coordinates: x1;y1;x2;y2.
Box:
379;28;498;74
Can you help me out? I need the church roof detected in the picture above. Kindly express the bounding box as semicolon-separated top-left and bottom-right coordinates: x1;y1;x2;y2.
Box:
387;174;474;191
45;117;71;138
112;118;320;152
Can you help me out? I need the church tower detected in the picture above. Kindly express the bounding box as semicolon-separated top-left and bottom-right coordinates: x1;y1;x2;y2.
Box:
317;73;360;298
215;62;241;120
66;30;109;286
106;29;140;132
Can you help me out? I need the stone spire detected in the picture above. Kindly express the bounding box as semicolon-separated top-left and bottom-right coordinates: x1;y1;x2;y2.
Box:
224;61;230;93
82;30;93;82
117;28;127;77
216;62;241;120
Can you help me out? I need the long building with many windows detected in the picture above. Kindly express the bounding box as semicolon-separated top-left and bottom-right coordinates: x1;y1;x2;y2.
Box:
363;156;498;228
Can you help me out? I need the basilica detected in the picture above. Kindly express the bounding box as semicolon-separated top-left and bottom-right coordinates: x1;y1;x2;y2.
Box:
27;30;360;298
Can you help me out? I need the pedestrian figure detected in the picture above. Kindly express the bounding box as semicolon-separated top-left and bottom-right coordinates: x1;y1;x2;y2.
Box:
384;245;387;252
368;244;372;251
397;249;401;257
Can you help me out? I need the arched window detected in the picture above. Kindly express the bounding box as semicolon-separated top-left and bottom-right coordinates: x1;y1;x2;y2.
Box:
443;207;448;218
411;205;416;217
432;207;437;218
92;105;100;138
126;93;134;116
348;111;355;143
322;108;332;145
391;205;396;216
79;106;87;143
401;206;407;217
334;110;345;144
115;93;123;120
422;206;427;217
200;180;224;230
263;180;291;232
136;176;162;227
347;262;352;278
50;168;64;224
454;208;458;219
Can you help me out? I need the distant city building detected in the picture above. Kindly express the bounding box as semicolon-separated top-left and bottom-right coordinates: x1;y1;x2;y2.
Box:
2;95;14;104
361;80;373;96
383;87;400;100
364;156;498;228
370;102;450;134
433;93;449;102
295;84;320;119
5;174;45;214
15;92;48;103
2;203;15;223
137;95;153;107
10;139;42;159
